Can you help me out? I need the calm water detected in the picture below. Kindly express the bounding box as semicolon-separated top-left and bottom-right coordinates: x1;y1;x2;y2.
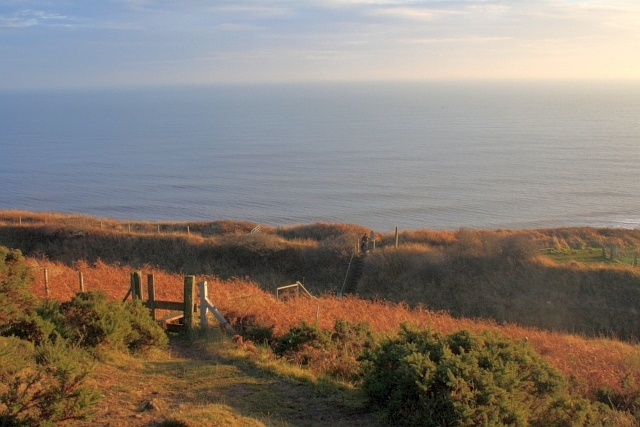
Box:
1;82;639;231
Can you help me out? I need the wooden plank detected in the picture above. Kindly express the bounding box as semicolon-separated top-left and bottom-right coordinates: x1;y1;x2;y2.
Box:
122;287;132;302
157;313;183;323
146;300;184;311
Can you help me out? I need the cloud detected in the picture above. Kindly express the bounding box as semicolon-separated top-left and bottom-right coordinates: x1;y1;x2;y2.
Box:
0;9;77;27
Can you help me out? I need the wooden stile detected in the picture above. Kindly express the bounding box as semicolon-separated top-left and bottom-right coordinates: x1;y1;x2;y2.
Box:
147;274;156;320
183;276;196;329
130;271;143;300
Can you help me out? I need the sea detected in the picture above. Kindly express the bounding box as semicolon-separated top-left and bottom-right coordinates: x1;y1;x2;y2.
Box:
1;81;639;232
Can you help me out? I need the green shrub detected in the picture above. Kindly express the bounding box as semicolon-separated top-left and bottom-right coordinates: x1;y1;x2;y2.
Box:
0;337;100;426
359;325;614;426
56;291;132;350
274;320;332;357
0;314;57;346
274;319;374;379
55;291;167;353
0;247;36;334
124;299;168;351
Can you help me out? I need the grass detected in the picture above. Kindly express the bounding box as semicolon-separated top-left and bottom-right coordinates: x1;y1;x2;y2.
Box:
21;257;640;401
4;210;640;397
70;329;382;427
545;247;639;266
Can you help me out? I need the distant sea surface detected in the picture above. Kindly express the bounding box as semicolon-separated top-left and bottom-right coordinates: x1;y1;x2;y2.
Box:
2;82;640;231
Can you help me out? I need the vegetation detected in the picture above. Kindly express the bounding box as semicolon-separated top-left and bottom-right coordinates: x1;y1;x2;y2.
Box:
359;325;622;426
3;211;640;340
274;319;374;379
3;212;640;425
0;246;168;426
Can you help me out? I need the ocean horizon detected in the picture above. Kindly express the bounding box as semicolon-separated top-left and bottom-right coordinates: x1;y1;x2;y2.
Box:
2;81;639;231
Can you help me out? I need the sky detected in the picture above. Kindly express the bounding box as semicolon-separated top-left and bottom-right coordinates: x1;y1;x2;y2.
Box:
1;0;640;89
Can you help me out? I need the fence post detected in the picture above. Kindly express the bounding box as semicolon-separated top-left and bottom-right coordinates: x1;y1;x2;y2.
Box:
78;271;85;293
395;227;399;249
199;281;209;327
130;271;143;300
184;276;196;329
44;268;50;299
147;274;156;320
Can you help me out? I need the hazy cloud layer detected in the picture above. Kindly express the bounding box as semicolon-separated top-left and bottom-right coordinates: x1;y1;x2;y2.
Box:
1;0;639;88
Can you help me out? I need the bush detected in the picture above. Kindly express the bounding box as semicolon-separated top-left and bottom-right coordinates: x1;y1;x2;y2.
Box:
56;291;132;350
0;337;100;426
53;291;168;353
124;299;168;351
0;247;36;334
274;320;332;357
274;319;374;379
359;325;615;426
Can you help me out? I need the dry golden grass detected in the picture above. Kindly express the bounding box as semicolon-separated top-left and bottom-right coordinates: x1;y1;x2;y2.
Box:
26;257;640;398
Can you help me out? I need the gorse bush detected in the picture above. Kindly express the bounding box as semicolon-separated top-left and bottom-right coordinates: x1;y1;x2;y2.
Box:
0;248;36;334
0;337;100;427
274;319;374;379
124;298;169;351
55;291;168;352
359;325;618;427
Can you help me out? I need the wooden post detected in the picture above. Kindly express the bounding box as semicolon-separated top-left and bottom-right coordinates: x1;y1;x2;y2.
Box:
147;274;156;320
395;227;399;249
128;223;131;233
199;281;209;327
78;271;85;293
187;226;190;236
184;276;196;329
19;217;22;226
44;268;50;299
157;224;160;234
130;271;143;300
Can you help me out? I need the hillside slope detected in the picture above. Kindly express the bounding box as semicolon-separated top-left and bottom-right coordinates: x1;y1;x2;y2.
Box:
3;210;640;340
